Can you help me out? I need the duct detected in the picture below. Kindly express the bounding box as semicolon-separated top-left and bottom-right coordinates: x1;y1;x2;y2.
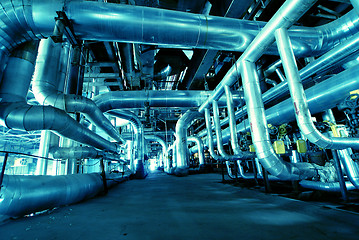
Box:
240;60;317;180
299;180;356;192
187;136;205;166
0;173;123;220
198;0;318;112
0;42;119;153
145;135;168;172
275;27;359;150
95;90;243;111
175;110;202;176
32;39;123;143
204;108;223;162
107;110;146;179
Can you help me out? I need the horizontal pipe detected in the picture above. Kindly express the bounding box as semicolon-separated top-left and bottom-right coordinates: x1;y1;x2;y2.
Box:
299;180;356;192
95;90;243;111
0;173;104;220
50;146;124;162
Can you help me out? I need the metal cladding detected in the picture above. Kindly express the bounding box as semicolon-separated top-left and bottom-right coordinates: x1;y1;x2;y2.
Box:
95;90;243;111
33;38;123;143
0;173;104;219
0;42;119;153
108;110;146;179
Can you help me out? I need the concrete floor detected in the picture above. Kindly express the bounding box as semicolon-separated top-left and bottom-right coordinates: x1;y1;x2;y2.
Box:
1;172;359;240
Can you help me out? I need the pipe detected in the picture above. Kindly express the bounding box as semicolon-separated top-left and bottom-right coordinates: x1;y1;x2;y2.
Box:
224;85;253;160
118;43;135;83
197;31;359;138
145;135;168;172
95;90;243;111
240;60;317;180
299;180;356;192
351;0;359;16
175;110;202;176
212;100;237;160
32;39;123;143
0;42;119;153
204;108;223;162
50;146;124;162
198;0;319;112
187;136;205;166
0;173;119;220
275;27;359;150
107;110;146;179
338;149;359;189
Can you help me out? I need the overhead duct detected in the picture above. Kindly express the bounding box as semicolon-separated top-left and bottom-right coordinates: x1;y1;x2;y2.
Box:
95;90;243;111
175;109;202;176
0;0;358;63
275;27;359;150
144;135;168;172
0;42;119;153
107;110;146;179
33;38;123;143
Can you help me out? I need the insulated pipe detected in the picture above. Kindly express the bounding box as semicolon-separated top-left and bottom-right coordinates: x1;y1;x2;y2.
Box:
107;110;146;179
145;135;168;172
198;31;359;136
240;60;317;180
0;173;106;220
50;146;124;162
351;0;359;16
204;108;223;162
338;149;359;189
188;136;205;166
175;109;202;176
198;0;318;112
0;42;119;153
275;27;359;150
32;39;123;143
224;85;253;160
299;180;356;192
0;0;354;56
212;101;237;160
118;43;135;83
95;90;243;111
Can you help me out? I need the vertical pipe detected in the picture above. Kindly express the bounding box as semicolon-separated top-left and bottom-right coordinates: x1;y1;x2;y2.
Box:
35;130;51;175
332;150;348;201
0;153;9;191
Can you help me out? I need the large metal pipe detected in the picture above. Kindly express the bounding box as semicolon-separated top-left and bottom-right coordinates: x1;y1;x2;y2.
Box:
275;27;359;150
299;180;356;192
338;149;359;189
0;42;119;153
175;109;202;176
199;0;319;112
107;110;146;179
50;146;124;162
33;39;123;143
212;101;236;160
95;90;243;111
0;173;105;220
240;60;317;180
204;108;223;162
188;136;205;166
